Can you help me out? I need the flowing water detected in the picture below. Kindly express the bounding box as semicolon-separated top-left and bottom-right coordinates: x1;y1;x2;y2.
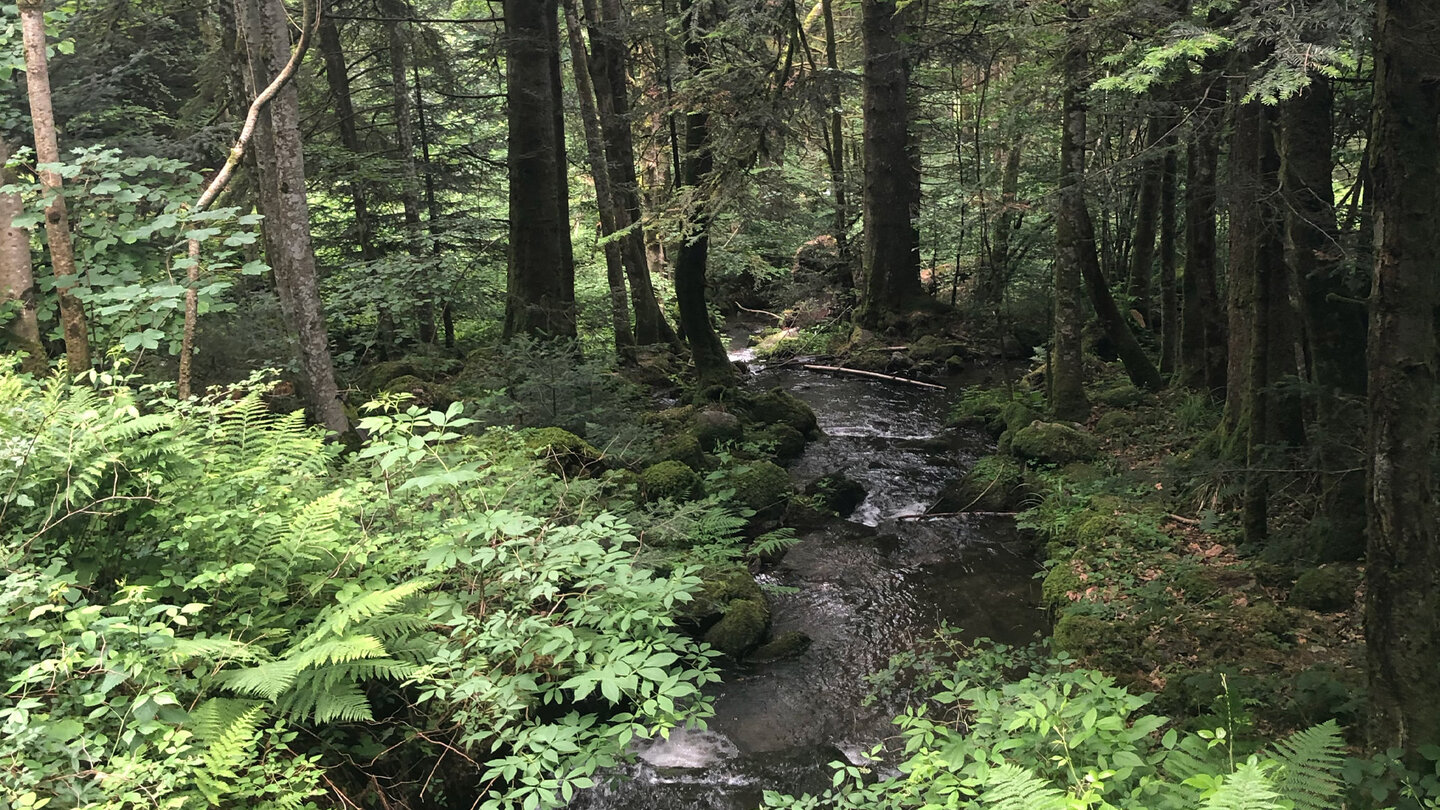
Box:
570;350;1044;810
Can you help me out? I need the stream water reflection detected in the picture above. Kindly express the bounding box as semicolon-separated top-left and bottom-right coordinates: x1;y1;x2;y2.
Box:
569;363;1044;809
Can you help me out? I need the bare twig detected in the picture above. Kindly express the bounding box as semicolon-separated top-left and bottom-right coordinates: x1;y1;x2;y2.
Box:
801;364;947;389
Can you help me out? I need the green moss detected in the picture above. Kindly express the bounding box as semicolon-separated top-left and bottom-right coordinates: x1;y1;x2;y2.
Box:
1093;384;1147;408
755;423;807;461
1289;567;1357;612
730;460;794;513
381;375;457;409
643;405;698;433
910;335;966;363
750;630;811;662
1052;613;1108;657
948;388;1009;433
641;460;704;502
1042;562;1084;611
1011;422;1100;465
694;408;744;450
524;427;604;477
1002;401;1041;434
703;598;770;658
651;432;705;471
742;388;819;437
1095;410;1138;435
935;455;1029;512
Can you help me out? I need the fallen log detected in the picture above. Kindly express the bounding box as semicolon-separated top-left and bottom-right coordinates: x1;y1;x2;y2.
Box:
800;364;947;390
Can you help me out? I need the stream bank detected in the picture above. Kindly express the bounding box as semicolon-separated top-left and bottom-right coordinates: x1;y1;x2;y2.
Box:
570;358;1044;809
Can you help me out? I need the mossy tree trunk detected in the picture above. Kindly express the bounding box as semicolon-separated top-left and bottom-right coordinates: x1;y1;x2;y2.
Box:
1364;0;1440;760
0;137;44;374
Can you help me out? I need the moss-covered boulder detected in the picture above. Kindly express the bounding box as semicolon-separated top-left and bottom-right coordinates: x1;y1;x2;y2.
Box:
730;460;795;514
642;460;704;502
910;335;967;363
935;455;1030;513
1051;613;1109;657
1011;422;1099;465
1095;410;1138;435
1042;561;1085;611
704;598;770;658
524;427;604;477
694;408;744;451
644;404;698;433
743;388;820;437
948;389;1008;433
381;375;457;409
1001;401;1042;434
1289;567;1357;612
683;566;764;622
804;471;867;517
750;630;812;662
1093;383;1147;408
755;423;807;461
651;432;705;471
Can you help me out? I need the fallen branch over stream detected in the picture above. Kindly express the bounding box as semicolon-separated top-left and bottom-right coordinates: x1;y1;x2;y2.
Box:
898;511;1020;520
801;364;947;389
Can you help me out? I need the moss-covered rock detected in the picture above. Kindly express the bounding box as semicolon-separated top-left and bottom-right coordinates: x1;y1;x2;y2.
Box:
704;598;770;658
651;432;706;471
1289;566;1357;612
524;427;604;477
381;375;457;409
1042;562;1085;611
1095;410;1138;435
750;630;812;662
910;335;967;363
804;471;867;517
948;389;1008;433
644;404;698;433
782;496;839;529
755;423;807;461
357;356;462;392
730;460;795;514
1001;401;1042;435
742;388;819;437
598;468;642;502
935;455;1030;512
1011;422;1099;465
1052;613;1108;657
694;408;744;451
642;460;704;502
1093;383;1147;408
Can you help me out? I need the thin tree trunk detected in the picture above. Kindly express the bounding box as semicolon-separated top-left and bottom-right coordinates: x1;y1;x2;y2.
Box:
547;3;577;339
413;62;451;348
503;0;576;340
674;0;733;388
1181;73;1226;395
1364;0;1440;759
1128;110;1164;323
584;0;682;349
0;137;44;373
858;0;922;331
237;0;349;434
979;137;1021;310
563;0;634;359
19;0;88;373
1158;131;1179;375
383;0;435;343
821;0;850;263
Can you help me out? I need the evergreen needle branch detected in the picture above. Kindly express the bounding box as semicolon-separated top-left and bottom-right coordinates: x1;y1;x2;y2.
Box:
178;0;320;399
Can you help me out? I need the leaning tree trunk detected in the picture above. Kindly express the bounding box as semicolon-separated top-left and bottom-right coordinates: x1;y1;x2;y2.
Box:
584;0;682;349
1056;5;1161;397
857;0;922;331
0;137;44;373
503;0;576;340
1364;0;1440;761
563;0;634;359
673;0;734;388
237;0;349;434
19;0;88;373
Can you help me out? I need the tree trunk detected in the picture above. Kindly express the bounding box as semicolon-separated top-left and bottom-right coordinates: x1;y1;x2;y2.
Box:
563;0;634;359
316;11;393;355
858;0;922;330
382;0;436;343
1159;131;1180;375
0;137;44;373
674;0;734;388
19;0;88;373
1056;6;1162;395
237;0;348;434
1180;74;1226;395
1128;110;1165;323
583;0;682;349
978;137;1021;310
821;0;850;263
1364;0;1440;759
1222;95;1262;453
503;0;577;340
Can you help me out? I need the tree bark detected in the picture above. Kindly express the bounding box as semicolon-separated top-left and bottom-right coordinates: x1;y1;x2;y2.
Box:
978;137;1021;310
563;0;634;359
0;137;44;373
19;0;88;373
1127;110;1165;323
502;0;577;340
583;0;682;349
1364;0;1440;759
1158;131;1179;375
858;0;922;331
1180;73;1226;395
674;0;734;388
821;0;850;264
237;0;349;434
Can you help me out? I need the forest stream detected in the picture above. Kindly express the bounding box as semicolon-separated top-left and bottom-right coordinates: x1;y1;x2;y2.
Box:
569;342;1045;809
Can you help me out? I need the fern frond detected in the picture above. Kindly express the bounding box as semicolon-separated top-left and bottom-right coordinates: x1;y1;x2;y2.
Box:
309;682;375;723
221;659;301;700
980;763;1068;810
1270;720;1344;810
308;579;432;638
1201;761;1281;810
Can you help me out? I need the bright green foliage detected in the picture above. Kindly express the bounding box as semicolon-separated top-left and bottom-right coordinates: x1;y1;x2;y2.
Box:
0;362;718;810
